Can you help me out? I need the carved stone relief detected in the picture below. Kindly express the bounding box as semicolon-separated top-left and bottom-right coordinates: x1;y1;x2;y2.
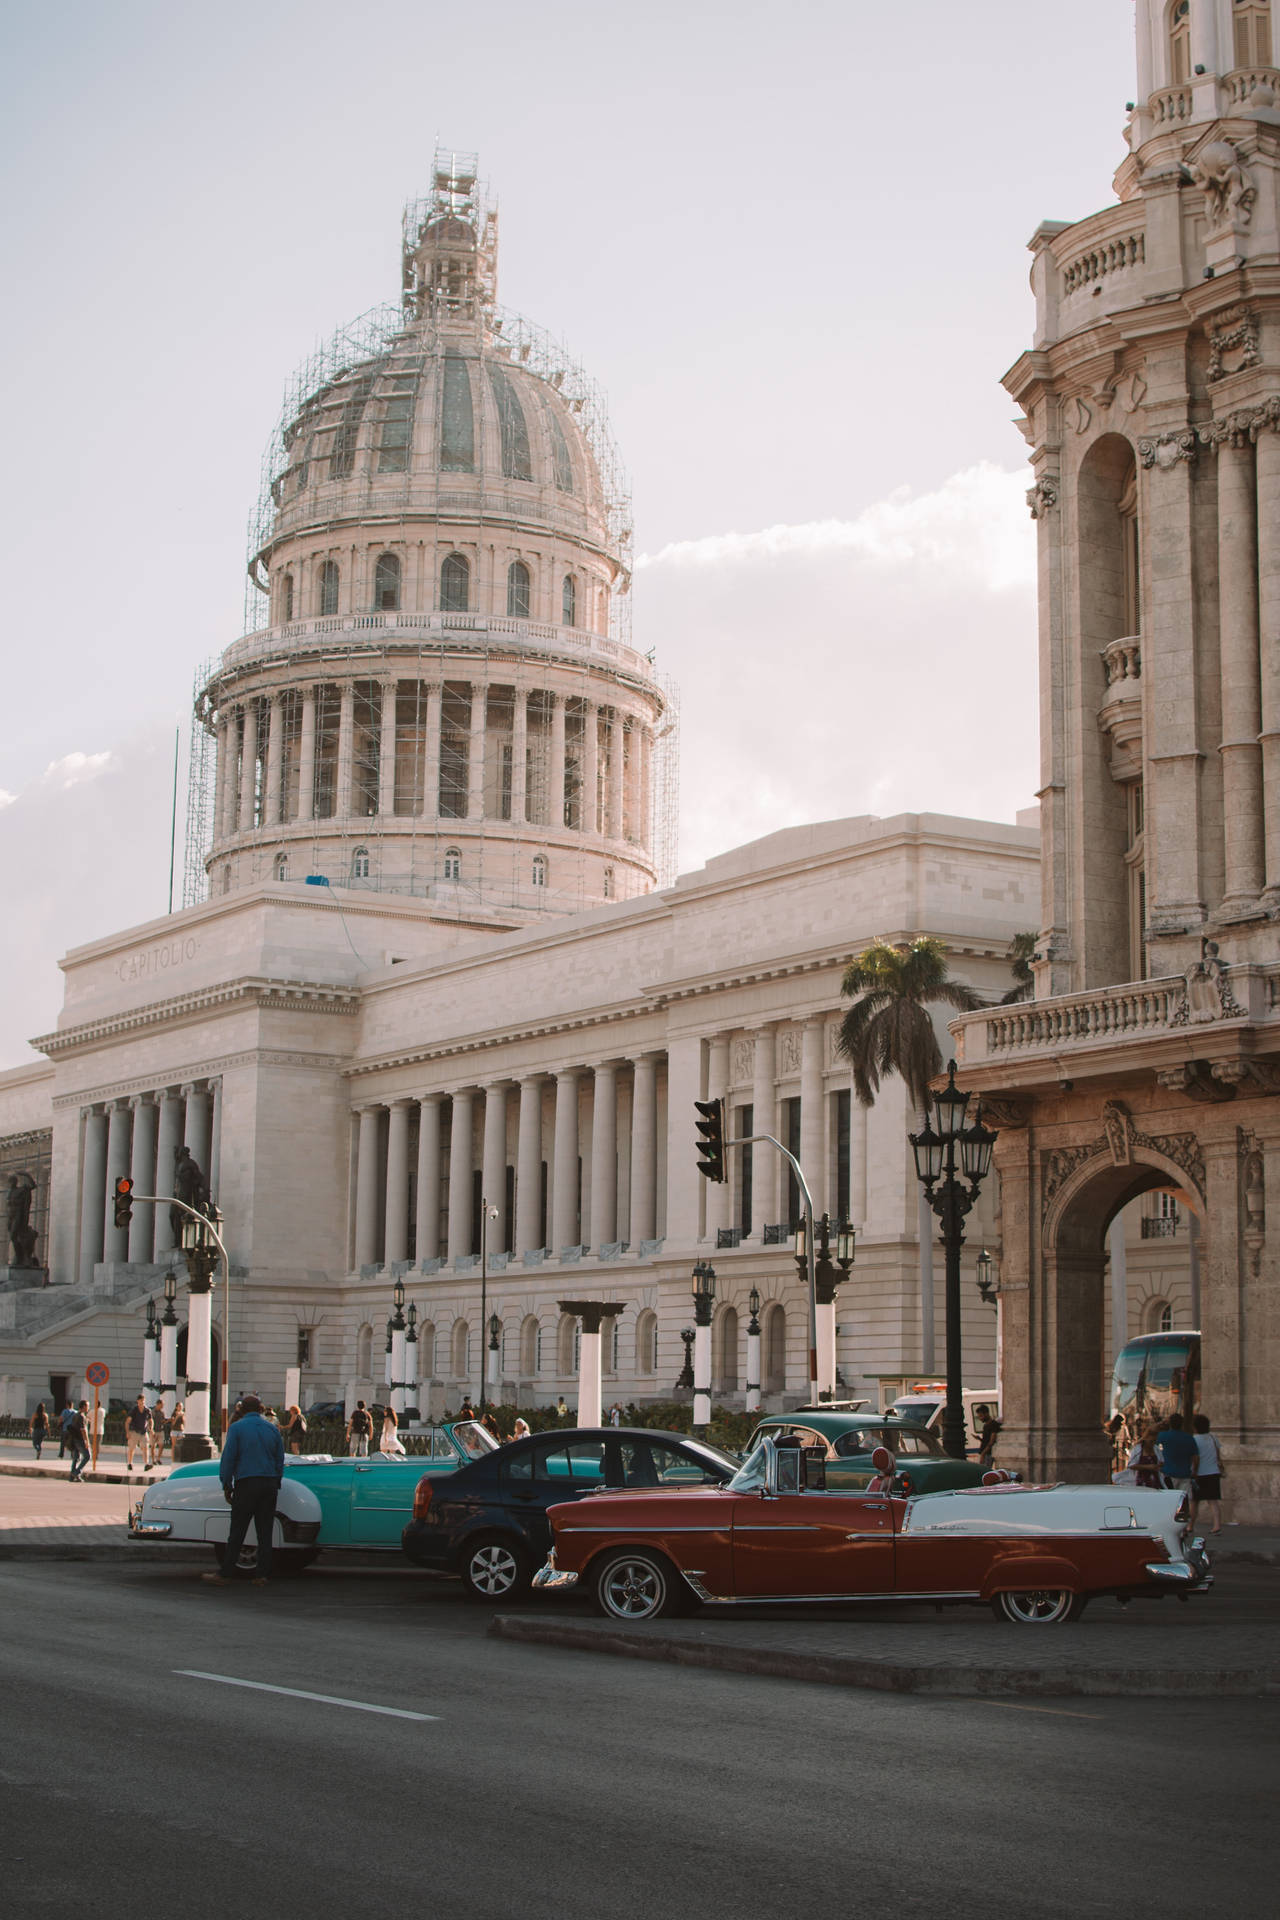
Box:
778;1029;802;1075
1205;304;1261;384
1156;1060;1237;1103
1183;140;1256;230
1171;939;1245;1025
1199;396;1280;449
1238;1127;1266;1278
730;1036;755;1085
1027;475;1060;519
1040;1100;1205;1227
1138;430;1197;470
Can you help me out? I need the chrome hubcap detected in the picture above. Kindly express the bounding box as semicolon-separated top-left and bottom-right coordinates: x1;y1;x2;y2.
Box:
471;1545;518;1594
603;1560;663;1618
1005;1588;1071;1623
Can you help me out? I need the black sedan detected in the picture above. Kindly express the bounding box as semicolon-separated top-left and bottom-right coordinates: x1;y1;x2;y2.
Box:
401;1425;737;1600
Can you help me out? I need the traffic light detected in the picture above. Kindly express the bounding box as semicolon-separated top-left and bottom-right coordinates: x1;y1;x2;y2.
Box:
113;1176;134;1230
694;1098;727;1183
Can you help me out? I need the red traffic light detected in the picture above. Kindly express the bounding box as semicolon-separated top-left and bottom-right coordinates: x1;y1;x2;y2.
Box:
113;1175;134;1230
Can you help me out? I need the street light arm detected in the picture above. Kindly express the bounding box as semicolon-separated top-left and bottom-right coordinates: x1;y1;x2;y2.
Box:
131;1191;232;1438
722;1133;819;1407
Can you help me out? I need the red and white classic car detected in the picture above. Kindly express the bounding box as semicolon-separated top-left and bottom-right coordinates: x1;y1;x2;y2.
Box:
533;1434;1213;1625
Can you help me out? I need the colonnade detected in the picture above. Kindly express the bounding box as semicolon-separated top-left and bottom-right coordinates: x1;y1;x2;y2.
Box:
211;676;654;849
1210;427;1280;911
77;1081;220;1286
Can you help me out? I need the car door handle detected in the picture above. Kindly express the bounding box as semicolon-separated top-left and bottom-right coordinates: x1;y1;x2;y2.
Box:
354;1466;372;1474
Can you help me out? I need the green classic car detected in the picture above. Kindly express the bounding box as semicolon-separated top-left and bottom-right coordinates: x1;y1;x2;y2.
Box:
745;1410;1006;1495
129;1419;497;1569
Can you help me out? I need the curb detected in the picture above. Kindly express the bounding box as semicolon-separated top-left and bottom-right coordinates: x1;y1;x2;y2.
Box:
486;1615;1280;1699
0;1463;169;1487
0;1544;209;1563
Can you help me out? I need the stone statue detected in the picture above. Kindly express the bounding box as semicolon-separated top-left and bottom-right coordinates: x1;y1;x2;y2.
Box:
5;1172;39;1268
1102;1101;1132;1167
1183;141;1256;228
170;1145;211;1244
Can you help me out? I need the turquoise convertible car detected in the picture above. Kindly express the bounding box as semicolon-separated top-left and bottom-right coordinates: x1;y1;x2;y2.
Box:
129;1420;497;1570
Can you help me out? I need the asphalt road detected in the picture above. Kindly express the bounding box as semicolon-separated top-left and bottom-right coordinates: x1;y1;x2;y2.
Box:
4;1561;1276;1918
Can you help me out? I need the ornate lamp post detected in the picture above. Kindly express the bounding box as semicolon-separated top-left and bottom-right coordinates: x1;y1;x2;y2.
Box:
909;1059;997;1460
160;1272;179;1419
677;1326;695;1391
691;1260;716;1432
795;1214;856;1402
976;1249;996;1305
745;1287;762;1413
142;1299;160;1403
178;1214;219;1460
404;1301;420;1421
487;1311;501;1400
389;1277;407;1417
383;1316;394;1394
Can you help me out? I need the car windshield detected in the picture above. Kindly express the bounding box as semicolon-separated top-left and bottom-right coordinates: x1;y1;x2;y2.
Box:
832;1425;942;1459
889;1399;938;1427
728;1442;769;1492
450;1420;498;1459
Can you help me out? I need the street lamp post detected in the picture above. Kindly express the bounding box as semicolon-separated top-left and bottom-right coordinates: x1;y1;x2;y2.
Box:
478;1197;499;1416
178;1216;219;1461
389;1277;407;1418
404;1302;420;1420
692;1260;716;1432
745;1287;762;1413
909;1059;997;1461
487;1312;501;1401
383;1317;394;1394
794;1214;856;1402
676;1326;695;1391
143;1300;160;1402
159;1272;179;1419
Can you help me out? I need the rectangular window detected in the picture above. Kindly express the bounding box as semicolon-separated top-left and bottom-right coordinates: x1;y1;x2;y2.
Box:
378;381;416;473
784;1096;802;1231
296;1329;312;1368
737;1102;753;1233
834;1089;851;1224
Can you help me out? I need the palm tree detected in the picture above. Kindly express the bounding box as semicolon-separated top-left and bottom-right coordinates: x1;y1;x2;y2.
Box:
836;937;981;1114
1000;931;1037;1005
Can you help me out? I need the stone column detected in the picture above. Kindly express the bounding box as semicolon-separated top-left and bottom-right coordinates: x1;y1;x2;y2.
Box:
515;1076;544;1254
78;1108;108;1287
551;1068;580;1253
102;1101;132;1263
561;1302;619;1430
415;1094;442;1262
607;710;625;839
447;1088;475;1264
800;1018;824;1216
220;712;241;838
213;718;230;842
127;1096;158;1264
581;700;598;833
336;682;355;818
384;1099;412;1267
510;688;528;824
297;687;317;823
482;1083;509;1251
705;1035;730;1242
624;716;642;844
1256;427;1280;905
237;701;259;832
640;724;654;853
264;694;284;827
1143;445;1207;970
549;694;566;830
751;1025;776;1238
589;1062;618;1250
181;1269;214;1459
421;683;441;820
693;1293;713;1429
745;1300;761;1413
208;1079;222;1204
1216;436;1264;907
152;1090;183;1258
354;1106;382;1269
629;1055;658;1244
378;679;398;817
182;1084;212;1184
466;683;486;821
159;1302;178;1417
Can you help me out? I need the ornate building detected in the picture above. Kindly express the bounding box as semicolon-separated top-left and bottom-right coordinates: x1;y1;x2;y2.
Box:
954;0;1280;1518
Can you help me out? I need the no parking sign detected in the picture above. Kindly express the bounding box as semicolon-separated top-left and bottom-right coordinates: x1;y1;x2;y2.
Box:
86;1362;110;1388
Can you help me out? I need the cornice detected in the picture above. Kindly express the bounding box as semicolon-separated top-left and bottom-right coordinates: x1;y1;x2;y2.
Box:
33;976;360;1058
50;1047;350;1111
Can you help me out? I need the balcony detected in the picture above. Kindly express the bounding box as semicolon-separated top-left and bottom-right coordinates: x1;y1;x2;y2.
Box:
1140;1215;1180;1240
216;610;655;681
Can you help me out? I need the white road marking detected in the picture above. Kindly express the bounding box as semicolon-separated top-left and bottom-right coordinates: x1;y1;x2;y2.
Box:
174;1669;439;1720
968;1699;1104;1720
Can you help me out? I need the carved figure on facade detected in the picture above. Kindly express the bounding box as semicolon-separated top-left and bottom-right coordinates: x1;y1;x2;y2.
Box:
1137;430;1197;470
170;1145;211;1243
778;1029;802;1075
1102;1100;1133;1165
1210;1058;1280;1096
1171;939;1246;1026
730;1036;755;1085
1026;475;1060;519
1041;1113;1204;1225
1199;396;1280;449
1182;141;1256;229
980;1096;1030;1131
1238;1128;1266;1279
5;1172;39;1269
1205;305;1260;384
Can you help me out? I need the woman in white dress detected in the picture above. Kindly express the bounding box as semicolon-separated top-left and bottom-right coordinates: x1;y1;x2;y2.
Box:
380;1406;406;1455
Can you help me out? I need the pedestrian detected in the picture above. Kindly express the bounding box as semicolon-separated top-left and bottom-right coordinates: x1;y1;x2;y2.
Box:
1190;1413;1224;1534
149;1400;168;1468
1156;1411;1198;1493
556;1395;568;1420
345;1399;373;1457
480;1410;500;1440
169;1401;185;1460
201;1393;285;1586
974;1403;1002;1467
1127;1427;1163;1489
1104;1411;1131;1475
379;1405;405;1455
125;1394;151;1473
608;1402;622;1428
512;1416;531;1441
457;1393;476;1420
283;1404;307;1454
29;1401;49;1459
58;1402;76;1458
66;1400;91;1481
95;1400;107;1460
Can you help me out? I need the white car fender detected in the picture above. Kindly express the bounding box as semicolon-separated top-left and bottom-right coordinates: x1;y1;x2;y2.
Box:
133;1470;322;1546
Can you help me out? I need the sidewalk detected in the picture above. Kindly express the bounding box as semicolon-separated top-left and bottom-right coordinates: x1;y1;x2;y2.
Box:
0;1438;181;1486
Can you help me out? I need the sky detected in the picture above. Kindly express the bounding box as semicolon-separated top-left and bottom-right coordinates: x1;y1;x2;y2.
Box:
0;0;1138;1066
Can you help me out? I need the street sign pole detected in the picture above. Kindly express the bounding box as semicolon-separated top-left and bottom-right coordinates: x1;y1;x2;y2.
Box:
85;1361;110;1472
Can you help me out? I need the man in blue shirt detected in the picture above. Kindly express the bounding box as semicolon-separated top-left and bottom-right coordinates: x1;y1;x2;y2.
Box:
1156;1413;1199;1493
201;1394;285;1586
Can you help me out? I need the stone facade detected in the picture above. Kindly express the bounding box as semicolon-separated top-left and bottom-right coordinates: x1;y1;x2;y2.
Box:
953;0;1280;1519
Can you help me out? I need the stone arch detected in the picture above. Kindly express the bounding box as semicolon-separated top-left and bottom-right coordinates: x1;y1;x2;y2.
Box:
356;1322;373;1377
713;1302;739;1392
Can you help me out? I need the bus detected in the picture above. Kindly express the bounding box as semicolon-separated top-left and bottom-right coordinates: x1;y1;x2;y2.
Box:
1109;1331;1200;1432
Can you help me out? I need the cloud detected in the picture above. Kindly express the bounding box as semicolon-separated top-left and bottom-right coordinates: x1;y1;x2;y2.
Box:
40;750;118;789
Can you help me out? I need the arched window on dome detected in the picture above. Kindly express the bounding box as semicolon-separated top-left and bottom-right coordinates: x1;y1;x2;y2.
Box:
440;552;470;612
602;865;614;899
488;365;533;481
443;846;461;882
374;552;401;612
441;352;474;472
319;560;340;617
531;853;547;889
273;852;289;882
507;560;531;619
377;378;416;473
280;572;294;623
1234;0;1273;66
1169;0;1191;83
351;846;370;880
562;573;577;628
546;406;575;494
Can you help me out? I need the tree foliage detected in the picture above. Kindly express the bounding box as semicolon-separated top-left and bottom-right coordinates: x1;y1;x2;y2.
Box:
1000;931;1037;1004
836;937;980;1113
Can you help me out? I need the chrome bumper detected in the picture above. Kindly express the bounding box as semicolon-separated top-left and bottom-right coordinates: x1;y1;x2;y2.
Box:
532;1561;579;1593
1146;1537;1212;1588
